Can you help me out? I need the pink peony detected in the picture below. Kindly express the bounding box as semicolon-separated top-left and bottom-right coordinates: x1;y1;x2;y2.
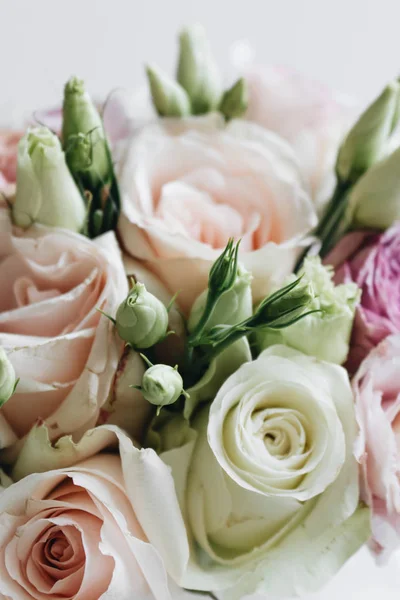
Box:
328;224;400;372
353;334;400;560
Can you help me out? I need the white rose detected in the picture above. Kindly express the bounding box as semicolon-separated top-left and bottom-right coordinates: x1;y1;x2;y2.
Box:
125;347;370;599
117;114;316;312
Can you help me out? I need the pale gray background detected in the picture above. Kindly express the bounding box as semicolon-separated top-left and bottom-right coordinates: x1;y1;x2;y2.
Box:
1;0;400;598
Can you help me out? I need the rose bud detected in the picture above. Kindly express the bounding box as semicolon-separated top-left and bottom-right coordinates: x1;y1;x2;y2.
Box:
139;363;185;411
177;24;222;114
336;79;400;184
219;77;249;120
146;64;191;117
11;127;86;232
62;77;111;189
115;282;168;349
0;347;17;408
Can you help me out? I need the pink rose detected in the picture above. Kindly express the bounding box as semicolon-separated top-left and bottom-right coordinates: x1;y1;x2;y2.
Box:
244;65;354;212
0;427;172;600
353;334;400;560
117;114;316;312
0;130;22;197
328;224;400;372
0;209;132;460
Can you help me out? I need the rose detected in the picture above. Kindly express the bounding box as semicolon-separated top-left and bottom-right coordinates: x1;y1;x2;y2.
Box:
244;65;354;212
0;129;22;197
126;346;370;600
353;334;400;561
327;223;400;372
0;426;173;600
0;209;137;460
117;114;316;312
208;345;355;500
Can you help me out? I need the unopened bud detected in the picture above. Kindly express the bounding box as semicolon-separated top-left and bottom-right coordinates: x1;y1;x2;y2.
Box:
337;80;400;184
146;65;191;118
140;364;184;410
219;78;248;120
177;24;222;114
116;282;168;348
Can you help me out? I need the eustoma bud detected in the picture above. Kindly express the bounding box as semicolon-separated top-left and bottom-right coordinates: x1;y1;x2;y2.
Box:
62;77;110;188
346;145;400;229
115;282;169;349
219;78;249;120
146;65;191;117
139;363;185;411
0;348;17;408
336;79;400;184
177;24;222;114
257;257;360;364
12;127;86;232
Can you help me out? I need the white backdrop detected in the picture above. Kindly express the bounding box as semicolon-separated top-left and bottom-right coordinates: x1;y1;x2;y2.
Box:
1;0;400;598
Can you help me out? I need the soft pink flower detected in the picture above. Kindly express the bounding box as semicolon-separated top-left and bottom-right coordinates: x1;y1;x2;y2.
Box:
353;334;400;560
0;130;22;197
0;209;138;460
244;65;354;212
0;427;172;600
327;224;400;372
117;114;316;312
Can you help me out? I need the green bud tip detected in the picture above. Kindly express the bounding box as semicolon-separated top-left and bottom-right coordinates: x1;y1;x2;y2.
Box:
209;238;240;296
64;76;85;97
141;363;185;409
115;282;169;349
146;64;191;118
219;78;249;120
255;277;315;328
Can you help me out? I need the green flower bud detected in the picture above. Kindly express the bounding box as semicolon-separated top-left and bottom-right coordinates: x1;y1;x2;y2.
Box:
62;77;110;188
256;257;360;364
188;264;252;332
336;80;400;184
146;65;191;117
208;238;240;298
12;127;86;232
116;282;168;348
141;364;184;409
0;348;17;408
254;278;315;328
219;78;249;120
346;145;400;229
177;24;222;114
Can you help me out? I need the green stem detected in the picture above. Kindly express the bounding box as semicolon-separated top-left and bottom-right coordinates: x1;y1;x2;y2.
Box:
295;180;350;271
188;293;218;346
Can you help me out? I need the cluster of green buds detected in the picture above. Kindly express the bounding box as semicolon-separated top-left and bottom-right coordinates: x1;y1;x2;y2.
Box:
146;25;248;120
115;281;169;349
297;77;400;265
0;348;18;408
133;355;188;415
62;77;120;238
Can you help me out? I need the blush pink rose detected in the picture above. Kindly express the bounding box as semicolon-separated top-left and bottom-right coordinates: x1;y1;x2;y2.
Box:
244;65;354;212
353;334;400;561
328;224;400;373
0;427;172;600
0;130;22;197
117;114;317;312
0;209;129;460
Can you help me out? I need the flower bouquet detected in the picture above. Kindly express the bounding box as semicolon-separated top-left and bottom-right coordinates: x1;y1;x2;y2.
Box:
1;24;400;600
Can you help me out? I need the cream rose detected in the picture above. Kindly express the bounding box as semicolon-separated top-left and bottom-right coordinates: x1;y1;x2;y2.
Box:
0;209;138;460
124;347;370;599
0;426;172;600
117;114;316;311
